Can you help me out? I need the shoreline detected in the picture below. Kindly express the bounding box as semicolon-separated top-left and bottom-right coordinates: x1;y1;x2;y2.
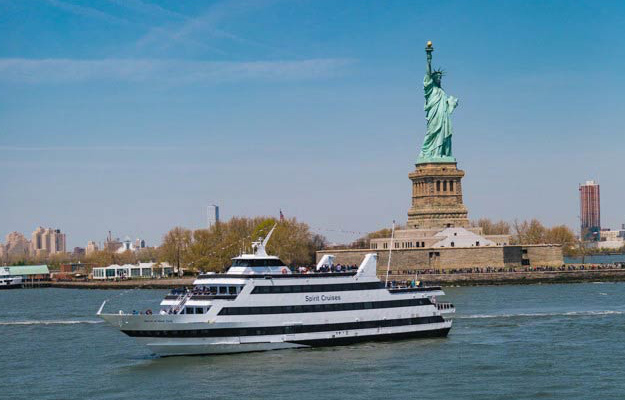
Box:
41;269;625;289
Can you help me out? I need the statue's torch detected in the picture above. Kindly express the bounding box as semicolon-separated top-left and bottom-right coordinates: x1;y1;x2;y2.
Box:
426;41;433;60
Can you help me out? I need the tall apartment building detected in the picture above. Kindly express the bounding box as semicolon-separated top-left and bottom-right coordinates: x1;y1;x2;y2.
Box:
31;227;66;255
579;180;601;240
3;232;31;257
207;204;220;228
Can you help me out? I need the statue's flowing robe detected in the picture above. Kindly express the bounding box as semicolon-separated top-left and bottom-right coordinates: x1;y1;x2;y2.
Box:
419;72;458;159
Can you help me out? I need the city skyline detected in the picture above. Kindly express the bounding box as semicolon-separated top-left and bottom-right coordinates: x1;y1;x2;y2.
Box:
1;1;625;248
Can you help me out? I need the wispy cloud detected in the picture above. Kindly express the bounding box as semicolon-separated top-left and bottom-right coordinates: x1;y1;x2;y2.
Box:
105;0;188;21
45;0;131;26
0;58;354;84
0;146;181;152
134;0;285;56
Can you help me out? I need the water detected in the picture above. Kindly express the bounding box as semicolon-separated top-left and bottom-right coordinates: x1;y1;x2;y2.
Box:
564;253;625;264
2;284;624;400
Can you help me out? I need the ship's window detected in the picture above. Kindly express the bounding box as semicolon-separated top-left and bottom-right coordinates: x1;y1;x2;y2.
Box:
219;286;227;294
187;307;195;314
196;307;204;314
228;286;236;294
232;258;286;267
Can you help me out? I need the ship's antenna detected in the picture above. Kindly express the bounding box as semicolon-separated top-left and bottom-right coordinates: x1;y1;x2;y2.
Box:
262;223;278;248
384;220;396;287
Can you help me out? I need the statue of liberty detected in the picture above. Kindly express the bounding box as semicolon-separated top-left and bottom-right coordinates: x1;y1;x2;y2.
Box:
417;42;459;164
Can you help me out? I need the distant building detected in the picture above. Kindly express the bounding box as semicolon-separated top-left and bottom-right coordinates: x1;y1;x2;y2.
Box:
86;240;99;255
134;238;146;249
208;204;220;228
579;180;600;241
4;232;31;257
73;247;85;256
103;235;123;252
596;227;625;249
31;227;66;255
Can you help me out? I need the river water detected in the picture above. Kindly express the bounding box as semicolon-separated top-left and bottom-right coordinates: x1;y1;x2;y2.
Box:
564;254;625;264
1;283;624;400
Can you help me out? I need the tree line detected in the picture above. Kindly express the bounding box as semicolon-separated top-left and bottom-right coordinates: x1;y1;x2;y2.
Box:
158;217;327;273
4;216;620;269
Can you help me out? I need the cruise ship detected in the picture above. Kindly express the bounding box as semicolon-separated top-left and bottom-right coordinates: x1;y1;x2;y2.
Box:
98;227;455;356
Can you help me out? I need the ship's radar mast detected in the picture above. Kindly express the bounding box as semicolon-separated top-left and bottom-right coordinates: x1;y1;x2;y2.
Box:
251;224;277;257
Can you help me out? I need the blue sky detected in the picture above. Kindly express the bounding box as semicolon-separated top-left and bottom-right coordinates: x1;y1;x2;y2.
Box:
1;0;624;248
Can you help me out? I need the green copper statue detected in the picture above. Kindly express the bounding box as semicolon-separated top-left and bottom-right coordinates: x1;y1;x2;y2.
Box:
417;41;458;164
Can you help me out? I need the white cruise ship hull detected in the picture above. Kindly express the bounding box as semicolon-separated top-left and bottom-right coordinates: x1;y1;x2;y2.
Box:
99;313;451;356
0;276;23;289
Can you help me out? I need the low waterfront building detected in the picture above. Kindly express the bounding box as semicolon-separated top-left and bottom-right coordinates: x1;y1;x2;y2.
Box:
92;262;173;280
2;265;50;281
60;262;93;273
593;227;625;249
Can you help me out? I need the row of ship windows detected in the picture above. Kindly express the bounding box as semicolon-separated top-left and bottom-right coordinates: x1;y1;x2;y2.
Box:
251;282;384;294
179;307;209;314
372;242;427;249
218;298;432;315
124;316;445;337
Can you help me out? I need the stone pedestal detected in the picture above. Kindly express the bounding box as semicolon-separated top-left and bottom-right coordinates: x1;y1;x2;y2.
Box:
407;162;469;229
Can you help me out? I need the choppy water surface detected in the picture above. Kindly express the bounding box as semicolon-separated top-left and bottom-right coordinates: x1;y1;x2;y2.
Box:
1;283;624;400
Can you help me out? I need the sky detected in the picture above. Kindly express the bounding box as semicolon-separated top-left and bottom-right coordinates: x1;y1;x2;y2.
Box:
1;0;625;248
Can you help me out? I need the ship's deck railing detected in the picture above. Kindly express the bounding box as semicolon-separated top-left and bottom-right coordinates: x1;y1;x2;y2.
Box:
163;293;237;301
387;286;443;293
196;270;358;280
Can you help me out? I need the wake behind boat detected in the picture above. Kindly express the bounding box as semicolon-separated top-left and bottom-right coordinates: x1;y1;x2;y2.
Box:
98;226;454;356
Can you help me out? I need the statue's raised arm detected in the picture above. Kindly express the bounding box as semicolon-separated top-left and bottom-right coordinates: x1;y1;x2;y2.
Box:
417;42;459;164
426;41;433;76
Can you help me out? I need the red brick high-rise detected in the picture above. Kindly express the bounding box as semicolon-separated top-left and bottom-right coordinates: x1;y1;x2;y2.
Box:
579;180;600;240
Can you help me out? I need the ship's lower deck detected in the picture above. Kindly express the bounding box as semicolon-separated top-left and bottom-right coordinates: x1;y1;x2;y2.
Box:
109;317;452;356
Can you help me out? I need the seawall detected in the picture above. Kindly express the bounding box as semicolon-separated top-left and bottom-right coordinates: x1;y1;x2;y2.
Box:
388;269;625;286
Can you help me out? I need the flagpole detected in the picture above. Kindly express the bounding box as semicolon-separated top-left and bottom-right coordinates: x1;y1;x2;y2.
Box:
384;220;396;288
